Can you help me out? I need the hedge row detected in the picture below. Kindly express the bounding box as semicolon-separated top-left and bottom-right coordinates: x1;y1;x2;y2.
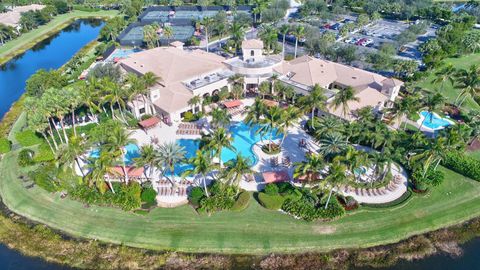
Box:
443;152;480;181
0;138;11;154
258;192;285;210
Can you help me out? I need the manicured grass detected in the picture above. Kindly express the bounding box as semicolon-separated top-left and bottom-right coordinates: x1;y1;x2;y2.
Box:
414;54;480;112
0;10;118;65
467;150;480;160
1;149;480;254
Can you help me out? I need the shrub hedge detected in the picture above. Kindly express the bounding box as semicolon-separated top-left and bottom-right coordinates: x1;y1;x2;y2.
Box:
34;143;55;162
18;149;35;167
443;152;480;181
15;130;43;147
140;187;157;204
231;191;250;211
0;138;11;154
69;182;142;211
258;192;285;210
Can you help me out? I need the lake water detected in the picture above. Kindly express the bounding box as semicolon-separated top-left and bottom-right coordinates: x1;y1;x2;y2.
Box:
0;17;479;270
0;19;104;118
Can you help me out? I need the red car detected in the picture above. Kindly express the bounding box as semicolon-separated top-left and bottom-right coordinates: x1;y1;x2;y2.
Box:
323;23;331;29
355;38;366;45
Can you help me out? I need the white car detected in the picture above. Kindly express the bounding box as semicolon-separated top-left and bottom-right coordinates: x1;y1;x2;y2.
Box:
344;38;354;43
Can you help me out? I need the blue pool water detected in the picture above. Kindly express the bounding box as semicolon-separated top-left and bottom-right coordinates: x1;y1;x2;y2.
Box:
89;143;140;164
419;111;454;130
175;122;282;175
107;48;142;61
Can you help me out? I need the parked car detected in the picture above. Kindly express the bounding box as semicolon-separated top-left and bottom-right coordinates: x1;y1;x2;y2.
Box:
323;23;331;29
331;23;341;30
355;38;367;45
344;37;354;43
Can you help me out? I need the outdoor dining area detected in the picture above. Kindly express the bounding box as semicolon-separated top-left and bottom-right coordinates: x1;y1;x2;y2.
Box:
222;100;246;117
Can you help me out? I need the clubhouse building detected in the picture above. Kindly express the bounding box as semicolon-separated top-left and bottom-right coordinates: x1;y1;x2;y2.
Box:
119;39;403;122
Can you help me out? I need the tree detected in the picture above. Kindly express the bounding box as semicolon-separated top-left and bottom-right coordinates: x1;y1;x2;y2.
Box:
244;98;266;127
104;124;136;184
183;150;218;197
293;25;305;58
258;81;271;99
100;17;126;41
318;132;348;159
299;84;327;129
432;63;456;92
162;26;174;42
224;154;253;192
88;63;122;83
463;31;480;53
293;153;325;182
201;17;214;52
143;24;159;49
210;107;232;129
188;95;202;114
279;106;301;146
25;69;67;97
134;145;157;180
102;78;127;121
356;13;370;28
388;94;420;130
57;136;88;177
329;86;360;119
279;24;289;59
209;128;234;168
230;22;244;55
314;116;344;138
86;151;116;194
155;142;186;184
454;64;480;106
323;158;350;209
258;25;277;55
258;106;283;152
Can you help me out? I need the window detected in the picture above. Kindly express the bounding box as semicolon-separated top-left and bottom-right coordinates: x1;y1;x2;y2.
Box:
250;50;254;56
139;107;146;114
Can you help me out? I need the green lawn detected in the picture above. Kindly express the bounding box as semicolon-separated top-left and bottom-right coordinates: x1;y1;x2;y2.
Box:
1;149;480;254
414;54;480;112
467;150;480;160
0;10;118;65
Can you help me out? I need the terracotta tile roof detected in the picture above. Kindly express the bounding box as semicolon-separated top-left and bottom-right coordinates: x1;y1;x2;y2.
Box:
223;100;243;108
138;116;161;129
263;170;290;184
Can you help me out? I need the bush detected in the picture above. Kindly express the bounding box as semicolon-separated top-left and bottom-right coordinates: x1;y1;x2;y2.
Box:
15;130;43;147
231;191;250;211
188;186;205;206
69;182;142;211
34;143;55;162
198;182;236;213
258;192;285;210
282;196;345;221
264;183;279;195
140;187;157;204
443;152;480;181
29;163;61;192
0;138;11;154
18;149;35;167
182;111;198;122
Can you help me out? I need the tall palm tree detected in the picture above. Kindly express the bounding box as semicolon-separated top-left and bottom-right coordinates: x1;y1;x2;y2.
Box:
454;64;480;106
299;84;327;129
57;136;89;177
258;25;277;55
224;154;253;193
102;78;127;121
86;151;116;194
279;106;301;146
432;63;456;92
323;158;350;209
209;128;234;168
183;150;218;197
155;141;186;184
418;92;445;131
317;132;348;159
210;107;232;128
188;95;202;114
162;26;174;42
201;17;214;52
80;80;101;125
134;145;157;180
314;115;344;139
106;125;136;184
293;153;325;182
244;97;266;127
410;136;447;177
293;25;305;58
279;24;289;59
258;106;283;152
388;94;420;130
230;22;244;55
329;86;360;119
258;81;271;99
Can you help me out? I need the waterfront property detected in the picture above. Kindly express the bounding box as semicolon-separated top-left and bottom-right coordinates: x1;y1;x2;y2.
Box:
0;4;45;30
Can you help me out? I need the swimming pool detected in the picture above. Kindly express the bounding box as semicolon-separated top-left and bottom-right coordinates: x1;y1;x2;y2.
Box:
418;111;454;130
107;48;142;62
175;122;282;175
89;143;140;165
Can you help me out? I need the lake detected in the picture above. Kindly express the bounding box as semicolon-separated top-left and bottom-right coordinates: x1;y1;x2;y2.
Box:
0;19;104;118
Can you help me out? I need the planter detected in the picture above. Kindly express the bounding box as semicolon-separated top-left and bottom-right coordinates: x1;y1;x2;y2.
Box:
261;143;281;155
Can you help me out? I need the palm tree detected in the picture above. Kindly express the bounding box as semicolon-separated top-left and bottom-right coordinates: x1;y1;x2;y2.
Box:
299;84;327;129
106;125;136;184
102;78;127;121
183;150;218;197
388;94;420;130
230;22;244;55
432;63;456;92
314;115;344;139
317;132;348;159
85;151;116;193
258;25;277;55
323;159;350;209
231;84;244;100
293;153;325;182
210;107;232;128
188;95;202;114
293;25;305;58
279;106;301;146
155;141;186;184
162;26;174;42
279;24;289;59
57;136;88;177
201;17;214;52
454;64;480;106
340;146;369;178
418;92;445;131
258;81;271;99
224;154;253;192
258;106;283;152
329;86;360;119
244;97;266;127
209;128;234;168
80;80;101;125
134;145;157;180
410;136;448;177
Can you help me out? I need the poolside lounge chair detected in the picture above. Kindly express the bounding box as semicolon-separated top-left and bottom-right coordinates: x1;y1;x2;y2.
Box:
282;156;291;167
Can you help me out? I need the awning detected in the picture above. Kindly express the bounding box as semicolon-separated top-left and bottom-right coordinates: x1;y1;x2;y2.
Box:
223;100;243;108
110;166;144;178
138;116;160;129
262;170;290;184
